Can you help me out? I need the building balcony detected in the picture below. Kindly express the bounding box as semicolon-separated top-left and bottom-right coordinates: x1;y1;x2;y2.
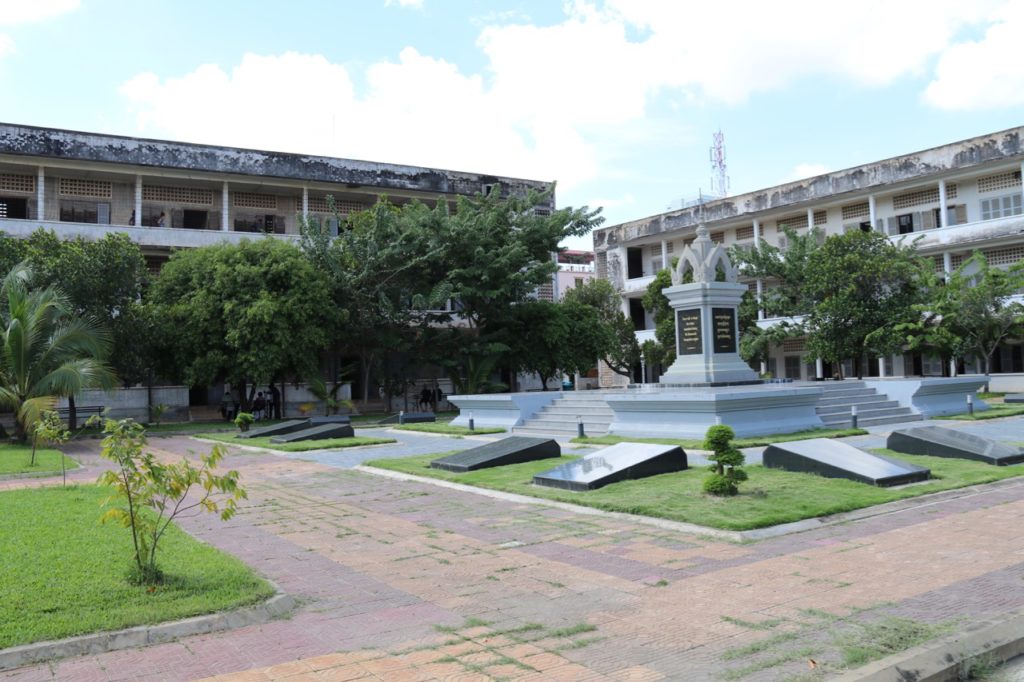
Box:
0;217;300;249
635;328;656;344
888;214;1024;253
623;274;656;294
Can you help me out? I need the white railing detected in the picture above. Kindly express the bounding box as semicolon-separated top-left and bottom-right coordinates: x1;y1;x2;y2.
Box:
0;218;301;249
623;274;656;293
635;328;656;343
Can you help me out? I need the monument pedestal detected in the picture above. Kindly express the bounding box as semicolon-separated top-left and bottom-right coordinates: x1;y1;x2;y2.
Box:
660;280;759;385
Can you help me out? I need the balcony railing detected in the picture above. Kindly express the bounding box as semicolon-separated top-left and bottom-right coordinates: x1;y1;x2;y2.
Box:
0;217;300;249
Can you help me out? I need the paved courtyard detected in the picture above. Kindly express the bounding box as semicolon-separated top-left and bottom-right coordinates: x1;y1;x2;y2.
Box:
5;420;1024;681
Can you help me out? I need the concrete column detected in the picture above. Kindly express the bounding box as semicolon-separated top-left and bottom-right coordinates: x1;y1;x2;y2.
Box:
760;360;767;376
1021;162;1024;211
221;182;229;232
868;195;877;231
943;252;952;280
806;208;815;233
36;167;45;220
878;357;887;378
302;187;309;220
816;358;824;380
949;359;958;377
134;175;142;227
660;239;668;272
938;179;948;228
753;219;764;321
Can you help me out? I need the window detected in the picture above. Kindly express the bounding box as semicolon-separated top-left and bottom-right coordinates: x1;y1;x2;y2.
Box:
980;193;1023;220
0;197;28;219
575;277;585;288
626;247;644;279
234;213;285;234
897;214;914;234
784;356;802;380
60;200;110;224
182;210;208;230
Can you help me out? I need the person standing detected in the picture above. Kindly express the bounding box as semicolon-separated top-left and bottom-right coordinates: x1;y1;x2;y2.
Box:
269;384;281;419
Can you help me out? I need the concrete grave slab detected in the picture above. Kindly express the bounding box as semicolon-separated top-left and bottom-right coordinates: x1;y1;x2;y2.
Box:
533;442;687;492
270;423;355;443
238;419;310;439
379;412;435;425
431;436;560;473
887;425;1024;465
763;438;930;486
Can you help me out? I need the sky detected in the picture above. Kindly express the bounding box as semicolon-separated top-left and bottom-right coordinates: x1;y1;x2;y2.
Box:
1;0;1023;250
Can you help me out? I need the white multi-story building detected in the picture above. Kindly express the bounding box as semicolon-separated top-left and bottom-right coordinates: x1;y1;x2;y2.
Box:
0;123;554;275
594;126;1024;388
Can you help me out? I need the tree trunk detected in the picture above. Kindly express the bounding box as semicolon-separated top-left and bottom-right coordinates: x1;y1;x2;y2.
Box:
68;395;77;431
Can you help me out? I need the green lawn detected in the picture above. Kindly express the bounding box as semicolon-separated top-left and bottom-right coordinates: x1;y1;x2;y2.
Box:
200;432;396;452
0;485;273;649
935;404;1024;421
572;427;867;450
365;448;1023;531
393;423;505;436
0;444;78;477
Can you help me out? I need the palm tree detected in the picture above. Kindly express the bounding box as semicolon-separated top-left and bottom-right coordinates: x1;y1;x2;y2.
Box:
0;264;115;441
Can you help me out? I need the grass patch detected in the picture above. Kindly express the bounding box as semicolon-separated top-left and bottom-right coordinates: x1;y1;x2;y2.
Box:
837;617;952;668
364;447;1023;531
198;432;396;452
572;427;867;450
934;404;1024;421
722;632;800;660
721;615;785;631
0;485;273;649
0;444;78;476
393;423;505;436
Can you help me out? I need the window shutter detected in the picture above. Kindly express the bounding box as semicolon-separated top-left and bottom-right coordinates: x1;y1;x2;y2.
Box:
921;211;935;230
955;204;968;224
777;234;788;250
886;217;897;235
875;218;883;232
911;212;922;231
97;203;110;225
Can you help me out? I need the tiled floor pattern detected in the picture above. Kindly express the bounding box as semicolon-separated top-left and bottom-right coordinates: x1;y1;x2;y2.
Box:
3;427;1024;680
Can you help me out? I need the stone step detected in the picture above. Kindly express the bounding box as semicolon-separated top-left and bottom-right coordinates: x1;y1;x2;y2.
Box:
824;413;924;428
525;417;612;430
818;381;867;390
816;400;900;416
818;387;874;398
819;408;918;427
512;426;585;437
816;390;879;403
539;406;615;417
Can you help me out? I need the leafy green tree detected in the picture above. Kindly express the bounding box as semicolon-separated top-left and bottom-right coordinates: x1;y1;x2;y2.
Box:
641;268;676;369
97;418;245;585
561;279;638;379
32;410;70;485
431;186;602;390
702;424;747;496
803;232;926;378
508;300;606;390
22;230;151;387
0;264;115;441
729;227;823;317
301;198;447;405
900;251;1024;376
149;239;333;408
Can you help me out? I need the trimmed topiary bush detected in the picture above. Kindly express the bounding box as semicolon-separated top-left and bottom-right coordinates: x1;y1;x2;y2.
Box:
702;424;747;496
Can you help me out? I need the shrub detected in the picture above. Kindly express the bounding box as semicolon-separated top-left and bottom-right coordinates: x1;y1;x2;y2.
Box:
32;410;70;484
234;412;254;432
702;424;747;496
96;418;246;584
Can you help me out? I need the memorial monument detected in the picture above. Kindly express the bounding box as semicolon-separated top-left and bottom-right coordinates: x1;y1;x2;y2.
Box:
659;224;759;385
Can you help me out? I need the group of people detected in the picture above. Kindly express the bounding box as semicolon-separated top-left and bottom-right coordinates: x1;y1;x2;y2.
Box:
220;385;280;421
418;386;444;412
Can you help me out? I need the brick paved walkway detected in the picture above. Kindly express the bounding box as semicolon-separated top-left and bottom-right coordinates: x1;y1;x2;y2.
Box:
4;423;1024;681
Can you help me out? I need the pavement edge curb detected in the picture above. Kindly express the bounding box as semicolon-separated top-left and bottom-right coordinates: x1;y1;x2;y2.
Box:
0;584;296;672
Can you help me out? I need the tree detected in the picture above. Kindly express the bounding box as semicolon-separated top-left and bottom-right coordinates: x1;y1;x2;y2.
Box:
97;418;245;585
729;227;824;318
507;300;606;390
32;410;70;485
641;268;676;370
149;239;334;408
702;425;747;496
561;279;639;379
430;186;602;390
0;264;115;441
901;251;1024;376
802;232;927;378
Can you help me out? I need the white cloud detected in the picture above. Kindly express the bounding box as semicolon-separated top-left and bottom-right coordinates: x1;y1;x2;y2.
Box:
116;1;1019;201
788;163;831;182
384;0;423;8
0;0;79;25
923;2;1024;110
0;0;78;62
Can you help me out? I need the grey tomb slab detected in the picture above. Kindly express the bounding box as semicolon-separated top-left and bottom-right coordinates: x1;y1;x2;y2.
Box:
238;419;310;439
309;415;352;426
431;436;560;473
533;442;687;492
379;412;436;424
763;438;930;486
1004;394;1024;404
887;425;1024;465
270;423;355;443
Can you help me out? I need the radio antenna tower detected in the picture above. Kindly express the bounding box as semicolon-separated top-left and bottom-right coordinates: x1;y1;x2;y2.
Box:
710;129;729;198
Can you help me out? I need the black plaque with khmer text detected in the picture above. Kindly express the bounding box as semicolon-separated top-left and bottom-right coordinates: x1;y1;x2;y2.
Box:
677;309;702;355
712;308;736;354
